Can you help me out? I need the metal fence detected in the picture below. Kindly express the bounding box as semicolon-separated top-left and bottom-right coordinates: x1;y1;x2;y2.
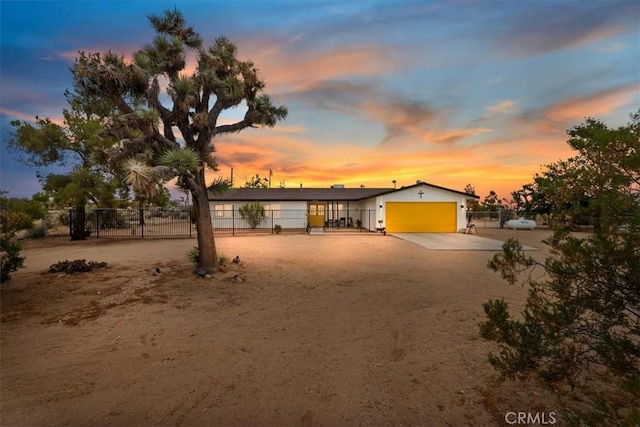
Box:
54;208;379;238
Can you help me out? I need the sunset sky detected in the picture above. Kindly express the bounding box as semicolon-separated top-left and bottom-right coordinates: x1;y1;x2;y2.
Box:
1;0;639;201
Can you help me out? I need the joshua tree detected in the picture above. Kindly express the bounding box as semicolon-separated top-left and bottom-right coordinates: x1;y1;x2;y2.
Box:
73;9;287;273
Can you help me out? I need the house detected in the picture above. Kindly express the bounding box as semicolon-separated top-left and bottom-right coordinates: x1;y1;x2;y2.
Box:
208;181;479;233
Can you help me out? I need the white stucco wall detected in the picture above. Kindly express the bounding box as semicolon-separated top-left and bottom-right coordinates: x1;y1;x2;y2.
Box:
208;200;309;230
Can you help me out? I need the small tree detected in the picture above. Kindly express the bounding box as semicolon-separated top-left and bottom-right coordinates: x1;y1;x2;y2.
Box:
9;98;124;240
479;112;640;424
238;202;265;229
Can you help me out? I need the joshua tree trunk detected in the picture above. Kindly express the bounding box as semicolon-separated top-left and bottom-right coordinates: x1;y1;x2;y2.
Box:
190;170;218;274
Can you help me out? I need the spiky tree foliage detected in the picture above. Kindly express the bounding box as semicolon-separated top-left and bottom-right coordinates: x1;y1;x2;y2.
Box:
72;9;287;273
480;112;640;424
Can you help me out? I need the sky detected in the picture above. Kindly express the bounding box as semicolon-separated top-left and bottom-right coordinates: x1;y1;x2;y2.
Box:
1;0;639;201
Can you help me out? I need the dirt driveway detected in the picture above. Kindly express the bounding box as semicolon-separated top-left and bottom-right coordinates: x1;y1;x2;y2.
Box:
1;229;561;426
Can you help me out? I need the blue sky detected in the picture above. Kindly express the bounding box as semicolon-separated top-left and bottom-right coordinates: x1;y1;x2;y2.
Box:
1;0;638;200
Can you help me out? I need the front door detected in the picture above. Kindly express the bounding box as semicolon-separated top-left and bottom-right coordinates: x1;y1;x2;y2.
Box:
308;202;325;227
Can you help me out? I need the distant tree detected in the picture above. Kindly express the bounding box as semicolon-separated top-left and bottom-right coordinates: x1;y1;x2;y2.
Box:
238;202;265;229
242;174;269;189
9;99;124;240
72;9;287;273
482;190;503;210
278;179;286;189
510;183;552;219
479;111;640;424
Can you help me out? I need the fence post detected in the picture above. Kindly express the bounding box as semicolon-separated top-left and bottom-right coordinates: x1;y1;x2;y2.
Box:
271;210;274;233
95;210;100;238
189;209;192;238
139;208;144;238
232;209;235;235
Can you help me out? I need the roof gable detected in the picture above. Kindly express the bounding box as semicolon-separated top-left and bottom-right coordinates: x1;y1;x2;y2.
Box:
389;182;479;199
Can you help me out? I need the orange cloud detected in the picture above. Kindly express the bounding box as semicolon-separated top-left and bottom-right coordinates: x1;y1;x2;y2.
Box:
544;83;639;122
0;108;65;126
246;44;402;93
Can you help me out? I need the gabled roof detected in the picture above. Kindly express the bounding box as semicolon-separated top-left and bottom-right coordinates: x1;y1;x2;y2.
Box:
208;181;479;201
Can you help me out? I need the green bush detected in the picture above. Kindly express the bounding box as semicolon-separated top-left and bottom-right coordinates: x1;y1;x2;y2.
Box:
1;237;25;283
238;202;265;229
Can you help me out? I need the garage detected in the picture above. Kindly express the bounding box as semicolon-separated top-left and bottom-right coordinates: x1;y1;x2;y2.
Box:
385;202;457;233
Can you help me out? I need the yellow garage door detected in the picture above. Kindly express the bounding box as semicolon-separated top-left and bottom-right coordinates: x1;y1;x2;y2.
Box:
386;202;457;233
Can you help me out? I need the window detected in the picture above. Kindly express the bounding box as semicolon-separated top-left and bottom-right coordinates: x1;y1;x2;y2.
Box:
214;204;233;218
263;204;281;218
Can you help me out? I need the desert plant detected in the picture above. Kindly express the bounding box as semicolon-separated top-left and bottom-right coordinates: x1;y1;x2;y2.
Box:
1;238;24;283
218;253;229;265
26;222;47;238
239;202;266;229
273;224;282;234
1;192;38;283
186;246;199;265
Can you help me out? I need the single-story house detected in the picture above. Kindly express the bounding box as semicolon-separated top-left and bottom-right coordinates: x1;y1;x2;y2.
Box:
208;181;479;233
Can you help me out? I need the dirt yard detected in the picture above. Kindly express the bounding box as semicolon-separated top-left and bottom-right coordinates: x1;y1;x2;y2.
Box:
1;229;567;426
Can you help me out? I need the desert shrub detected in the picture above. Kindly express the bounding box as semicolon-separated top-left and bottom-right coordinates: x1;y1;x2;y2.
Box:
188;247;228;267
1;193;35;283
273;224;282;234
186;246;199;265
239;202;265;229
1;238;25;283
218;253;229;265
26;222;46;238
48;259;108;274
88;209;131;229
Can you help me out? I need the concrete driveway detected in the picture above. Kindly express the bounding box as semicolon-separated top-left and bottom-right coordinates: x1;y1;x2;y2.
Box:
390;233;538;251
